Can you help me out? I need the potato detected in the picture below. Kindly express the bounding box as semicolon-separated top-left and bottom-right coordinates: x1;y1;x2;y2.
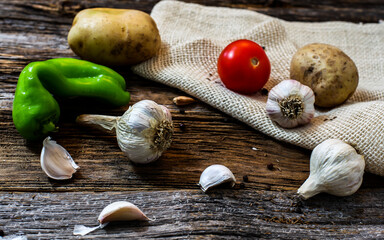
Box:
68;8;161;66
290;43;358;108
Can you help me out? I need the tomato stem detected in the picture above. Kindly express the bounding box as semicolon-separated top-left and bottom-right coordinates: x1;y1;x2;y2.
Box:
251;57;259;67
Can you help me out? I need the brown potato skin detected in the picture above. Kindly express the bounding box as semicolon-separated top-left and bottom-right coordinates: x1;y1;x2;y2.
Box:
290;43;358;108
68;8;161;66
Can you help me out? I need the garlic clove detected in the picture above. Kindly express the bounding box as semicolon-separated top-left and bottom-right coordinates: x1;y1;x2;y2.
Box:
173;96;196;106
98;201;149;224
266;80;315;128
40;136;79;180
199;164;236;192
297;139;365;199
73;201;149;236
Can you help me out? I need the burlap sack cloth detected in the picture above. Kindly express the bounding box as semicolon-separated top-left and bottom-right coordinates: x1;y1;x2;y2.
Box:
132;0;384;175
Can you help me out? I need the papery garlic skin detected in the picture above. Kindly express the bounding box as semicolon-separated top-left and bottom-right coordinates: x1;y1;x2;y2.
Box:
40;137;79;180
266;80;315;128
98;201;149;224
297;139;365;200
73;223;108;236
199;164;236;192
116;100;173;164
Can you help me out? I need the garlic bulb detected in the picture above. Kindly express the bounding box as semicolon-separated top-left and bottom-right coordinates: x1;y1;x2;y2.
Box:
40;136;79;180
76;100;174;164
199;164;236;192
74;201;149;236
266;80;315;128
297;139;365;200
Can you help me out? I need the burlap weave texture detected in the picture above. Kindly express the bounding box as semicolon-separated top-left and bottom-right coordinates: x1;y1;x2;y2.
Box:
132;0;384;175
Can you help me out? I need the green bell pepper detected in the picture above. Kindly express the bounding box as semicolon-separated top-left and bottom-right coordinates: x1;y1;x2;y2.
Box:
12;58;131;140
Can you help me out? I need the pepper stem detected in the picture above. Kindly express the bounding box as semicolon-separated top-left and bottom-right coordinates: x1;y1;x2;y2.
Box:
76;114;119;131
42;121;58;135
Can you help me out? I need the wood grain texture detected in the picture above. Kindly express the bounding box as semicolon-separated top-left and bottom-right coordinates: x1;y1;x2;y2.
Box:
1;190;384;239
1;0;383;24
1;0;384;238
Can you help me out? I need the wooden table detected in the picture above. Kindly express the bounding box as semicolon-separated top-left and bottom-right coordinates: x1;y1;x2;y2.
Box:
1;0;383;239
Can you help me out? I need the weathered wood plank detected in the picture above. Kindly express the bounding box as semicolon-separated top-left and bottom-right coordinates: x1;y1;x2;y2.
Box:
1;0;384;192
0;96;313;192
1;0;383;24
1;190;384;239
0;90;383;192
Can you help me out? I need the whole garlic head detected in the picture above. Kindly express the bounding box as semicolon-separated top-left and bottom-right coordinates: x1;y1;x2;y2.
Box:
116;100;173;164
266;80;315;128
76;100;174;164
297;139;365;199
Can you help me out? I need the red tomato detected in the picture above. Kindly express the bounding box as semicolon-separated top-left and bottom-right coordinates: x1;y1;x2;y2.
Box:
217;39;271;94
